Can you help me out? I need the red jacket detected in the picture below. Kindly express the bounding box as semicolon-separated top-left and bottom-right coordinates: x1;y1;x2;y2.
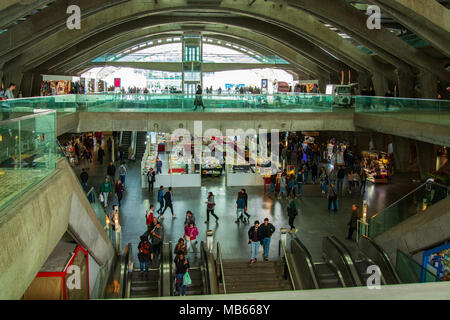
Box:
146;210;154;226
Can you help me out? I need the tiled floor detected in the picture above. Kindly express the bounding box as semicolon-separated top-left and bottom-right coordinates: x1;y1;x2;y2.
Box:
72;142;421;266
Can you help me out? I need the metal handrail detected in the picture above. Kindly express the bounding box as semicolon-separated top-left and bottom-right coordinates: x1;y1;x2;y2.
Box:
279;239;297;290
216;242;226;294
119;243;132;299
291;236;320;289
125;243;133;298
370;181;449;220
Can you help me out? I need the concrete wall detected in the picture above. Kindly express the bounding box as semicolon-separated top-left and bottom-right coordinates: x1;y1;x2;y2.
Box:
0;158;115;299
374;197;450;266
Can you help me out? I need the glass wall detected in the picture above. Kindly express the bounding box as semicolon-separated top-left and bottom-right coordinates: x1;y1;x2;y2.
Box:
0;110;57;212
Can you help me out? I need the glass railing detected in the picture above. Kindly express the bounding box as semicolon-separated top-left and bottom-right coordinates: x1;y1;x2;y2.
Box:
86;187;108;228
355;96;450;126
1;93;334;113
0;110;57;212
396;250;441;283
369;181;449;238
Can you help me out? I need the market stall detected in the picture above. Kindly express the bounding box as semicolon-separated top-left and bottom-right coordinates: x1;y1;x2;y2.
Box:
201;156;223;176
361;150;393;184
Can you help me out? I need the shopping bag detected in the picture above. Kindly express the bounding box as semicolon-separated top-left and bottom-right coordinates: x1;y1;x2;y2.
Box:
183;272;192;286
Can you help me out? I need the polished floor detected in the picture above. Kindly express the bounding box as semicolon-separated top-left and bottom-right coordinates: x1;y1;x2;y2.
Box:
72;140;421;266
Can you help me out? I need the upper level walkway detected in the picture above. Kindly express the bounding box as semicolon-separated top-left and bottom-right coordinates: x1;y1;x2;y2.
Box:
2;93;449;145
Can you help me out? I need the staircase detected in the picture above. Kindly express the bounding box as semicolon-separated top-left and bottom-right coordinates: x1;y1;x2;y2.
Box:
120;131;132;159
135;132;147;160
129;269;159;298
219;259;292;294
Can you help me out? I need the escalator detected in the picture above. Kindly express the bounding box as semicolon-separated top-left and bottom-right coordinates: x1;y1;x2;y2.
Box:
289;235;401;290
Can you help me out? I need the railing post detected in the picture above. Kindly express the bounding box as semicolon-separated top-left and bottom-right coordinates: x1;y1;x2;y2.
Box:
206;230;214;252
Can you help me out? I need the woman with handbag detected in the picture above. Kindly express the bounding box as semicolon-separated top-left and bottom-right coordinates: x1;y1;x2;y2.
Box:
184;222;199;256
173;251;190;296
205;192;219;223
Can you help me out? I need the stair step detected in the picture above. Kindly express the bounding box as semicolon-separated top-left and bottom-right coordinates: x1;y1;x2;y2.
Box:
130;290;159;298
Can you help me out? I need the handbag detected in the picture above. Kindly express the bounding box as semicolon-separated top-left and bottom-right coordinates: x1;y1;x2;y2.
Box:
183;272;192;286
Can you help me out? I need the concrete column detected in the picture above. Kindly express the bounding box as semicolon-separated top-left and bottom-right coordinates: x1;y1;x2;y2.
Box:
358;72;372;94
392;135;415;173
371;72;389;96
318;77;328;94
31;73;42;97
20;72;34;97
370;133;386;151
2;69;23;91
396;69;415;98
415;140;436;180
419;71;438;99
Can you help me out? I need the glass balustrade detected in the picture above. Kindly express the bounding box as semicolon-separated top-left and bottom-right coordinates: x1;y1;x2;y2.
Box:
369;181;449;239
396;250;441;283
0;110;57;212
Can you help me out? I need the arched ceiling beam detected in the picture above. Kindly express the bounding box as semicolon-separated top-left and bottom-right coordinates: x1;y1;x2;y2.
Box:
53;27;329;80
0;0;54;30
0;1;392;79
30;19;338;79
367;0;450;57
287;0;449;80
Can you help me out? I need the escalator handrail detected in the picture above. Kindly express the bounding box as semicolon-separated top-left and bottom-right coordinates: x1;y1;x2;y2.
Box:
216;242;227;294
358;236;401;284
120;243;132;299
279;239;297;290
291;236;320;289
323;236;362;287
200;241;219;295
160;242;172;296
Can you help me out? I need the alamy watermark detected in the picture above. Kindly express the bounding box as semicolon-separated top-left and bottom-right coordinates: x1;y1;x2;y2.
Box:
67;5;81;30
366;265;382;289
366;5;381;30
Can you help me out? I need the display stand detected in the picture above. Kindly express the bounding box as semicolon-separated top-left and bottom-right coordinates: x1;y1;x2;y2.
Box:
362;150;392;184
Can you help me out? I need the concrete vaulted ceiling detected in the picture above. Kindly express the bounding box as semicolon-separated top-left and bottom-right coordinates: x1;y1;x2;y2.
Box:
0;0;449;86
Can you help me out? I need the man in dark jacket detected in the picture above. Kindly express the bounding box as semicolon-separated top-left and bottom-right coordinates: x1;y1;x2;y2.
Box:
151;221;164;260
80;168;89;191
240;189;250;223
161;187;175;218
260;218;276;261
337;166;345;194
157;186;164;214
98;146;105;164
147;168;156;193
346;204;360;241
248;220;264;264
327;182;338;212
107;161;116;184
174;251;190;296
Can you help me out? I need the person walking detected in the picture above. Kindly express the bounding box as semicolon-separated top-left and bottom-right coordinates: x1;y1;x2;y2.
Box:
80;168;89;191
287;200;298;233
193;85;205;111
100;177;113;208
360;169;367;194
260;218;276;261
347;170;354;195
278;173;288;200
205;192;219;223
84;149;91;169
137;235;151;272
147;168;156;193
319;167;328;195
235;192;246;223
156;158;163;174
145;205;155;235
107;161;116;184
151;221;164;261
119;162;127;186
184;211;195;227
184;221;199;256
157;186;164;214
337;166;345;195
115;179;124;207
98;146;105;165
161;187;175;218
296;169;304;197
327;182;338;212
248;220;264;264
174;238;188;256
267;172;277;198
311;162;318;184
287;175;295;198
241;189;250;222
174;251;190;296
346;204;360;241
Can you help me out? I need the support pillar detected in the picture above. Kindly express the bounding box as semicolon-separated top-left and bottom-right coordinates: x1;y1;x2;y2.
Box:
391;135;417;173
357;72;372;94
415;140;436;180
20;72;34;97
370;133;386;151
318;77;327;94
419;71;438;99
396;69;415;98
371;72;389;96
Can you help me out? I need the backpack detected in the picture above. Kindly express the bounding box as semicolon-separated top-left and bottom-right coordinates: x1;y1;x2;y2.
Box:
139;241;150;255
